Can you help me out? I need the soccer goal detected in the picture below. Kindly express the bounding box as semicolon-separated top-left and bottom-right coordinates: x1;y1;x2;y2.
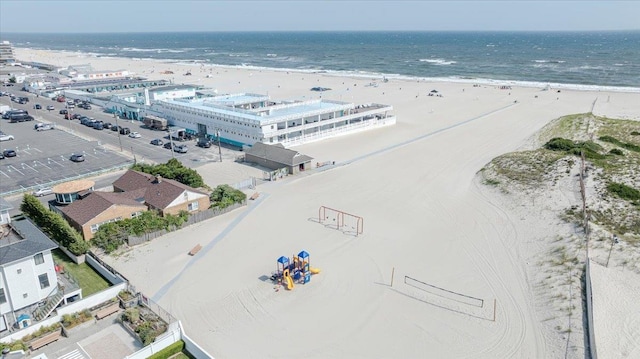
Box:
318;206;363;236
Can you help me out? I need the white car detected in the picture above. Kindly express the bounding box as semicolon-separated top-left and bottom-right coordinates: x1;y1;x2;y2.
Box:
33;187;53;197
128;132;141;138
46;105;55;111
37;124;55;131
0;134;15;141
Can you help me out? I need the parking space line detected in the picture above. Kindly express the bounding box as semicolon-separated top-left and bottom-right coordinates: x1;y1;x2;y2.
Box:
33;147;43;153
21;163;38;173
21;150;32;155
0;170;9;178
8;165;24;176
84;152;99;159
34;160;51;169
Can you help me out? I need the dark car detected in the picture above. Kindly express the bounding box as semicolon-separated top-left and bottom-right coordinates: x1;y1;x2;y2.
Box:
111;125;120;132
59;109;68;114
163;142;173;149
3;149;17;157
72;113;82;119
70;154;85;162
102;122;112;129
120;127;130;135
34;104;42;109
150;139;163;146
93;122;104;130
197;139;212;148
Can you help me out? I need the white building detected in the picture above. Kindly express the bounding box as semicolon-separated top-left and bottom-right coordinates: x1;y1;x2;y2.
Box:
154;93;396;147
60;64;129;80
0;41;15;64
0;216;59;333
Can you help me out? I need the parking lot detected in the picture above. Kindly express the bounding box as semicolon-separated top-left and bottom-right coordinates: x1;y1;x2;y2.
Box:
1;86;243;195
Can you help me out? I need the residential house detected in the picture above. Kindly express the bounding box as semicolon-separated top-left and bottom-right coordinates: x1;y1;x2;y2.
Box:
58;190;148;241
1;217;59;333
112;170;210;216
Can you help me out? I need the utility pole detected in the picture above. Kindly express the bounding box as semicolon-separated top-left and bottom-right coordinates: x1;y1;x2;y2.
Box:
114;114;123;152
216;129;222;162
168;128;175;159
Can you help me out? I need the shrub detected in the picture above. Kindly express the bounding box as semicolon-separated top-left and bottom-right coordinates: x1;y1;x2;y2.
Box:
210;184;247;209
599;135;640;153
61;309;93;329
92;211;189;253
135;321;156;345
123;308;140;323
132;158;205;188
20;194;87;255
609;148;624;156
631;131;640;136
607;182;640;202
544;138;576;151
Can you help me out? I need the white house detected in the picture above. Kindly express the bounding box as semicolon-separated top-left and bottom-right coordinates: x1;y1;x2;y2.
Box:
0;216;59;333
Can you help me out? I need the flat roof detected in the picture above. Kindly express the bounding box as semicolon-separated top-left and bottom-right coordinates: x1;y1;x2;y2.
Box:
204;93;269;106
163;97;352;124
52;179;95;194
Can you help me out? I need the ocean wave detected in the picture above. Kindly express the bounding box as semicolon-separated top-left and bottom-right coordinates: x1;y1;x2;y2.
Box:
266;53;277;57
419;58;457;65
121;47;186;53
533;60;566;64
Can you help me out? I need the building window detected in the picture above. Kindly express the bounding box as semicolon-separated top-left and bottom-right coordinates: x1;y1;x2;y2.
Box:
188;201;199;211
17;268;22;274
34;253;45;265
23;293;28;299
0;288;6;304
39;274;50;289
90;224;99;233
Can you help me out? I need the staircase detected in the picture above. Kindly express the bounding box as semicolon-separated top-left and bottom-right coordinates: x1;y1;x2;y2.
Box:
34;292;64;321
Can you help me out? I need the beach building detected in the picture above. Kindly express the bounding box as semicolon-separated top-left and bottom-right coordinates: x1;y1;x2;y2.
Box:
0;215;82;333
0;41;15;64
244;142;313;175
153;93;396;147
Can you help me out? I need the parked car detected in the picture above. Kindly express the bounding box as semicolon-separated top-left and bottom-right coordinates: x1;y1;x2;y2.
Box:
120;127;131;135
0;153;3;160
46;105;55;111
0;134;15;141
93;122;104;130
33;187;53;197
33;104;42;109
3;149;17;157
36;124;54;131
72;113;82;119
102;122;113;129
128;131;141;138
59;109;67;114
174;144;188;153
163;142;173;149
111;125;120;132
150;139;163;146
70;154;85;162
197;139;212;148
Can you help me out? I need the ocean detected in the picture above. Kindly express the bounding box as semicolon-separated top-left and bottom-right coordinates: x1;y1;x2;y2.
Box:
4;31;640;90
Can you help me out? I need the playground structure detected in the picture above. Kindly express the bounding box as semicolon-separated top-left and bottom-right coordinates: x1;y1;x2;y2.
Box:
318;206;364;236
274;251;321;290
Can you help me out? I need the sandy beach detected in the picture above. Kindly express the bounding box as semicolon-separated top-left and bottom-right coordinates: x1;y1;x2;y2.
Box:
12;48;640;358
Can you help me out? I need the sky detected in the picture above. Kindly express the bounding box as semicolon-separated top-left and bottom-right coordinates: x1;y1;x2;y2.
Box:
1;0;639;33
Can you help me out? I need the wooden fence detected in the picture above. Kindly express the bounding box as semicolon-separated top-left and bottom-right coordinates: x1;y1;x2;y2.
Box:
127;201;247;246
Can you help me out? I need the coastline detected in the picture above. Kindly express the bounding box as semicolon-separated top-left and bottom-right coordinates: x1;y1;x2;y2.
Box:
13;47;640;94
9;47;640;358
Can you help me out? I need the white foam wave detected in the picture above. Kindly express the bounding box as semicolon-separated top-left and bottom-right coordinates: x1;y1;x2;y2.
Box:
533;60;566;64
121;47;186;53
419;58;457;65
